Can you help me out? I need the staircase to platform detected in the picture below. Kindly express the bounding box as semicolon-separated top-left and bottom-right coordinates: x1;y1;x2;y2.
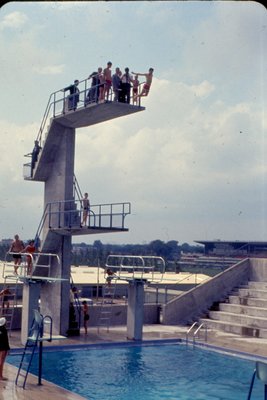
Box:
201;280;267;338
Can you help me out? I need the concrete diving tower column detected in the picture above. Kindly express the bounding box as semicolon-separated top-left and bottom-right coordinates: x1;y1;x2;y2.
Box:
23;100;144;340
127;279;145;340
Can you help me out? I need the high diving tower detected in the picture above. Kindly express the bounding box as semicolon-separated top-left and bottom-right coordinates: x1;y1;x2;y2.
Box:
20;77;145;342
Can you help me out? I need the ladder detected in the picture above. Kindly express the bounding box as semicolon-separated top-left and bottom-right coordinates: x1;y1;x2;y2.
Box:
15;310;44;389
97;277;117;332
67;280;81;336
186;321;207;346
0;275;19;332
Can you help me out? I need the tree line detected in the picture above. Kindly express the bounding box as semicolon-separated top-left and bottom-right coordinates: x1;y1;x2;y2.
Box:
0;239;204;266
71;240;204;267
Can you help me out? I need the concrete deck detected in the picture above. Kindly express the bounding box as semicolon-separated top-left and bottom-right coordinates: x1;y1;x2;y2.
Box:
2;325;267;399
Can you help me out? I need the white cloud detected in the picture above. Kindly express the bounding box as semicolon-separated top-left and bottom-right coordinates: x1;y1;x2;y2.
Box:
33;64;65;75
73;77;265;241
190;80;215;98
1;11;28;29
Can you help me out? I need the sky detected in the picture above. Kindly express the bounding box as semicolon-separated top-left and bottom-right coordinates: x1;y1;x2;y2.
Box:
0;1;266;246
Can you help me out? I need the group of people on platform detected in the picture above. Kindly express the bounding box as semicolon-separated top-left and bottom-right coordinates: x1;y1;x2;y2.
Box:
8;234;38;276
63;62;154;111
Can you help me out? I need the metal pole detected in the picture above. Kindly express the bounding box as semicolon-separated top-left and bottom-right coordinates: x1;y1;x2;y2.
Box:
38;341;43;385
96;258;100;301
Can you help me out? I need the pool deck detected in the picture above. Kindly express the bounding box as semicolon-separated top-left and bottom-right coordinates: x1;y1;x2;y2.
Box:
2;324;267;399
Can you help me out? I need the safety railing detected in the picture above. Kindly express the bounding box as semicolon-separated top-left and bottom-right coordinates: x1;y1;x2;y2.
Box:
4;251;61;279
73;174;83;202
105;255;166;282
45;199;130;231
23;76;144;179
36;76;144;146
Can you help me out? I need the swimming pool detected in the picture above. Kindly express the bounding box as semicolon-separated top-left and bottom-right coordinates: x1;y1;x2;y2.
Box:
8;342;264;400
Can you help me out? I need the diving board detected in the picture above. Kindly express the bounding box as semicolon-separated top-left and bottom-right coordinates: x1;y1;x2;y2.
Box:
105;255;166;282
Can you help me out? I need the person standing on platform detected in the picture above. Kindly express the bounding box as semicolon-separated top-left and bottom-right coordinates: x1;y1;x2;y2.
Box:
0;317;10;381
9;234;24;275
23;240;36;276
132;75;140;105
63;79;80;111
81;193;90;226
121;68;133;104
112;67;122;102
87;71;99;103
97;67;105;103
103;61;112;100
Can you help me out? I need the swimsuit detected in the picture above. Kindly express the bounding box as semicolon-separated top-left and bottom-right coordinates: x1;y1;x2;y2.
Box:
105;79;112;88
144;83;150;91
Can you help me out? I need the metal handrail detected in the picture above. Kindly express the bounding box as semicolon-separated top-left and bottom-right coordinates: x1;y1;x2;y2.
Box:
4;251;60;278
186;321;207;345
193;323;207;345
34;203;50;246
105;255;165;281
148;272;210;289
186;322;198;344
44;199;130;230
73;174;83;202
34;76;144;147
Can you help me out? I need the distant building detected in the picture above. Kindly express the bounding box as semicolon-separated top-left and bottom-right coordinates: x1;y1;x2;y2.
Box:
194;240;267;258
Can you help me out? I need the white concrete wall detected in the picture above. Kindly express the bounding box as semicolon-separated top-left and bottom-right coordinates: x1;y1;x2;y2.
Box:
162;259;250;325
11;303;159;330
249;258;267;281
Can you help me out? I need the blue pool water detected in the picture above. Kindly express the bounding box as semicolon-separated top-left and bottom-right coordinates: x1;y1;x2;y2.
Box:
8;343;263;400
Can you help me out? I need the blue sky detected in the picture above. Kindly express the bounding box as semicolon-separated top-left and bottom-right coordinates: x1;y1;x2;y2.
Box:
0;1;266;245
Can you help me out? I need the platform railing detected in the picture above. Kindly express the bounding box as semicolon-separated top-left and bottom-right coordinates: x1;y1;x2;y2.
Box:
105;255;166;281
35;77;143;146
23;76;144;179
4;251;61;278
45;199;131;231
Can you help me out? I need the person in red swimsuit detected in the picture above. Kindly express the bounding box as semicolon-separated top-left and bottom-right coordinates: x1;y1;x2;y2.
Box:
23;240;36;276
131;68;154;101
103;61;112;100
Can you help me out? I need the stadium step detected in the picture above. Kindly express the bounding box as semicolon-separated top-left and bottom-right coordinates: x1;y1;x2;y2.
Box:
201;280;267;338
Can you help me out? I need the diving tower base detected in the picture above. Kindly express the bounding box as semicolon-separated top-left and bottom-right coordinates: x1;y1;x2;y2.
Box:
21;281;41;344
127;279;145;341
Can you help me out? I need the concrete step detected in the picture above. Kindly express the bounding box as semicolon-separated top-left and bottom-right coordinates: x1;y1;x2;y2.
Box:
238;288;267;299
248;281;267;290
229;295;267;308
209;310;267;329
200;318;267;338
219;303;267;318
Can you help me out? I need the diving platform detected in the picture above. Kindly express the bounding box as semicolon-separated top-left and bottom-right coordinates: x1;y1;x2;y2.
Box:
23;77;145;182
54;100;144;129
26;101;144;182
19;74;145;341
50;226;128;236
